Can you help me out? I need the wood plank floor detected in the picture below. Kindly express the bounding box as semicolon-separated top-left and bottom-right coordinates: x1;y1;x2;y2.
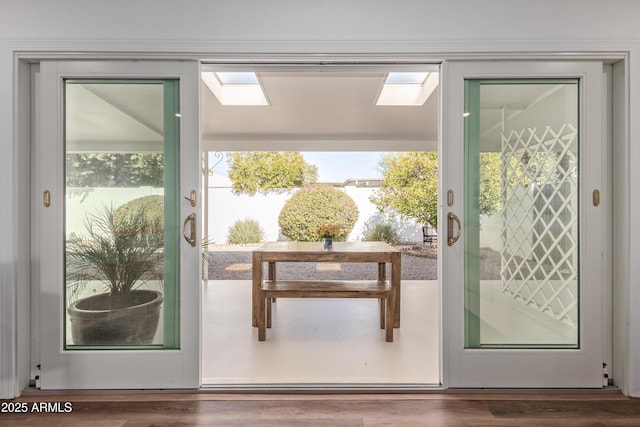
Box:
2;392;640;426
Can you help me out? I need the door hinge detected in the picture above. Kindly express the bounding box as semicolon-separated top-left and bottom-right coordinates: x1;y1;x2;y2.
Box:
603;362;609;387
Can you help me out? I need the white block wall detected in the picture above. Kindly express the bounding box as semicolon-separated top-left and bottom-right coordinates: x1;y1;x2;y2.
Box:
207;185;424;244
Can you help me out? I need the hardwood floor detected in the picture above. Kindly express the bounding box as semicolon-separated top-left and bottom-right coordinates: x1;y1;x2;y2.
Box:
2;392;640;426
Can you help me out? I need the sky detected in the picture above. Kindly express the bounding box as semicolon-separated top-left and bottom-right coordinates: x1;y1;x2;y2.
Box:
210;151;388;182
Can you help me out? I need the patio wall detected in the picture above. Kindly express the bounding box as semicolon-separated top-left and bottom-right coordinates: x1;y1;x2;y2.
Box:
66;187;164;236
207;184;425;244
65;185;502;249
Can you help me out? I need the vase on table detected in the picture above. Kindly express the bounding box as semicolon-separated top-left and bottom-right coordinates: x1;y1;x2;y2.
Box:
323;237;333;250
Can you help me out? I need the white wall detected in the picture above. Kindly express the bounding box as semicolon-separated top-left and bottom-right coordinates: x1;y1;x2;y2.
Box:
66;187;164;236
2;0;640;398
63;185;424;244
208;185;423;244
1;1;640;41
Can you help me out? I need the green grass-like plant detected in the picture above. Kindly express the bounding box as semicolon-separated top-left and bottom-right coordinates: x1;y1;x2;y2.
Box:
227;218;265;244
66;204;164;307
362;221;399;244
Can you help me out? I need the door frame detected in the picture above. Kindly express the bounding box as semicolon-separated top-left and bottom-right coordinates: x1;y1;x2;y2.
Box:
1;43;632;397
200;62;441;389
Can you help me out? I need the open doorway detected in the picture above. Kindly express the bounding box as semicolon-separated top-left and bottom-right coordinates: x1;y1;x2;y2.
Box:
199;68;440;386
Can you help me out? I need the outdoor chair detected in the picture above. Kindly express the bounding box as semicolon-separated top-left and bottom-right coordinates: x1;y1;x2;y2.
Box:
422;225;437;247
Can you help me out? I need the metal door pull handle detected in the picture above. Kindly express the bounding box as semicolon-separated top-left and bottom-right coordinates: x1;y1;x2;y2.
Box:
183;213;196;247
447;212;462;246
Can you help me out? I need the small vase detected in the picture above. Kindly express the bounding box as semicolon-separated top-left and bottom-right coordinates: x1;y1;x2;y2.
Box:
323;237;333;250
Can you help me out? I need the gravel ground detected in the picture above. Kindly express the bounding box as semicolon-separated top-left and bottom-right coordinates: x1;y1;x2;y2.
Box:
206;244;502;281
206;243;438;280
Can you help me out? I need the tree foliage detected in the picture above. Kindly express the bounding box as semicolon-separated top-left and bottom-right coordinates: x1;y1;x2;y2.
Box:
278;185;359;242
505;151;570;187
114;195;164;228
227;152;318;196
370;152;439;228
370;152;502;230
478;152;502;217
66;153;164;187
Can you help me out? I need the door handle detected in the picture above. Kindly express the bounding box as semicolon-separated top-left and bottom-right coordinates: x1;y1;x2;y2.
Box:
183;213;197;247
447;212;462;246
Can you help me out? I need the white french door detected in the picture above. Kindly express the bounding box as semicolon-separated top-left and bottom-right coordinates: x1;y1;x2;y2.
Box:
442;61;605;388
36;61;201;389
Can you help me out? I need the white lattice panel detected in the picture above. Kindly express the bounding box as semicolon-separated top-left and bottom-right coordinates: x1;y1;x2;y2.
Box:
500;124;578;328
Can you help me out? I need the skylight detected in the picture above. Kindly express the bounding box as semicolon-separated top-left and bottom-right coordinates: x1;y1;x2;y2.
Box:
202;72;269;106
216;72;260;85
385;72;428;84
376;72;439;106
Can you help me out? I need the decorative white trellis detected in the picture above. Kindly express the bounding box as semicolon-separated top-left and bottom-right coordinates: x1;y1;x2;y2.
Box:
500;124;579;328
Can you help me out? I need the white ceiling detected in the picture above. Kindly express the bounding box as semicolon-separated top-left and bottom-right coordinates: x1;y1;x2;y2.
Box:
201;72;439;152
66;72;568;155
66;83;165;152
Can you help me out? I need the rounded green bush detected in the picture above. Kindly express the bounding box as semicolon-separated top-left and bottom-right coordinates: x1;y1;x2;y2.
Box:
114;195;164;231
278;185;359;242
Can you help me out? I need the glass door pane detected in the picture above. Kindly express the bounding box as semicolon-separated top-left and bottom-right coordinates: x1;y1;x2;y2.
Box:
464;79;580;348
64;80;180;349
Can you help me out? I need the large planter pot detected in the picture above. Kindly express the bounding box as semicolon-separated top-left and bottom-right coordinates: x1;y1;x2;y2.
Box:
67;290;163;345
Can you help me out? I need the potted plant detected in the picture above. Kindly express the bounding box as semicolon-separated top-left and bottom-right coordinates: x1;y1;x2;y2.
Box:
316;224;341;250
65;199;165;345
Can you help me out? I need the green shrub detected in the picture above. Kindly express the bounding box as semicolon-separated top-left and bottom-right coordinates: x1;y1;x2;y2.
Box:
113;195;164;235
278;185;359;241
362;222;399;244
227;218;265;244
113;195;211;264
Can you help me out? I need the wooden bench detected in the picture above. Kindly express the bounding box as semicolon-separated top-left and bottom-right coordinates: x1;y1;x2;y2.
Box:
258;279;395;342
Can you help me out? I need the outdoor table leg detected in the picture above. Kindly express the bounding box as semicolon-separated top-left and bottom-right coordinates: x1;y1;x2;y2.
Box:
378;262;386;282
268;262;276;281
268;262;276;303
252;251;262;327
378;262;386;329
391;252;401;328
266;294;272;329
385;280;395;342
258;288;266;341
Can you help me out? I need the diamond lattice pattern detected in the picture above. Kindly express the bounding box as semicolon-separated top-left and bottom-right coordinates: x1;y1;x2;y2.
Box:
500;124;578;328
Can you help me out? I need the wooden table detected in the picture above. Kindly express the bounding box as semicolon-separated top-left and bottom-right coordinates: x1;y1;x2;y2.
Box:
252;241;401;341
